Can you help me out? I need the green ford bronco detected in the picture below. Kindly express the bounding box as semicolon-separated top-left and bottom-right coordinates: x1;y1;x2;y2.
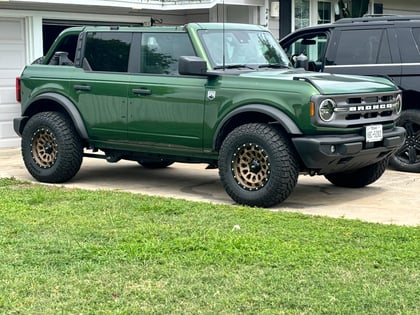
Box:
14;23;405;207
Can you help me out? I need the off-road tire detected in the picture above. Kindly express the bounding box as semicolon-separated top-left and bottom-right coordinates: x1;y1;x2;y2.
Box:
324;160;387;188
218;123;299;207
21;111;83;183
389;109;420;173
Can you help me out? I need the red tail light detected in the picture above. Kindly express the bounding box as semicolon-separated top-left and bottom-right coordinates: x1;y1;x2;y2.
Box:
16;77;21;103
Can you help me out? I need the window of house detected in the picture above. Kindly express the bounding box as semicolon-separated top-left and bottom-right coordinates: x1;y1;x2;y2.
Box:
318;1;332;24
295;0;310;30
84;32;132;72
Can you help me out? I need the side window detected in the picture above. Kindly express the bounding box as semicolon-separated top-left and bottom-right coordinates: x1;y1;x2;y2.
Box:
140;33;195;75
282;32;328;71
407;28;420;62
84;32;132;72
333;29;389;65
47;34;79;65
377;31;392;64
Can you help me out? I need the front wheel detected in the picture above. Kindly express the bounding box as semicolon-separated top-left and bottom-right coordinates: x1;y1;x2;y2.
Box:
21;111;83;183
218;123;299;207
389;110;420;172
324;160;387;188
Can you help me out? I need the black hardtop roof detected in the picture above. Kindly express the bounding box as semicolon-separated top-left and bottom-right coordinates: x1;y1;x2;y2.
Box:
281;14;420;38
334;14;420;24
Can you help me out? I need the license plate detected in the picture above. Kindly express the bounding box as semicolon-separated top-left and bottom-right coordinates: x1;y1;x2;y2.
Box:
366;125;383;143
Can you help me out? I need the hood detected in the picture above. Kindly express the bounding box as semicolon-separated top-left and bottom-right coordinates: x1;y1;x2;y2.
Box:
240;69;398;95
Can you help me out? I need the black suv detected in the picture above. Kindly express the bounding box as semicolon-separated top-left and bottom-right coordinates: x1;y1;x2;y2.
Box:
280;15;420;172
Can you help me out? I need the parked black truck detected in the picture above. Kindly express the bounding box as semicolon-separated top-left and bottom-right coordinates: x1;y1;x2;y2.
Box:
280;15;420;172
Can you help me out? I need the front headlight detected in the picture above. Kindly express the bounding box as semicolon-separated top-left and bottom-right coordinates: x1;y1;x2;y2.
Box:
319;98;336;122
394;94;402;114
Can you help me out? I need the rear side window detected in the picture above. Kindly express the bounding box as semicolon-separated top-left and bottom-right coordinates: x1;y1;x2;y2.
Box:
140;32;195;75
409;28;420;62
84;32;132;72
333;29;391;65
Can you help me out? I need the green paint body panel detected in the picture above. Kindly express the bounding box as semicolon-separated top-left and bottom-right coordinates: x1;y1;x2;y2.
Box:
17;23;404;169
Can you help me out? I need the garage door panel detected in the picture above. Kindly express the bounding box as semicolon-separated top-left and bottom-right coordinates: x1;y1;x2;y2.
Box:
0;47;26;69
0;19;25;41
0;18;25;147
0;86;17;104
0;103;20;121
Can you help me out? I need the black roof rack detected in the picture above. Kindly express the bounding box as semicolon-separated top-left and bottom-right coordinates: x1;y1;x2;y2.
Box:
334;15;420;24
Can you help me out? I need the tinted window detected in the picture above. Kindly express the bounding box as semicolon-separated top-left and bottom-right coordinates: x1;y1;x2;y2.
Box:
140;33;195;74
84;32;132;72
334;29;390;65
408;28;420;62
377;30;392;64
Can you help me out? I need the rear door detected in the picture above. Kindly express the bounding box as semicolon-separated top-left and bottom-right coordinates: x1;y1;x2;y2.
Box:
396;26;420;106
70;31;132;142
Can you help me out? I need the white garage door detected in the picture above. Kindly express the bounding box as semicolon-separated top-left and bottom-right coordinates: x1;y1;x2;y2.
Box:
0;18;26;148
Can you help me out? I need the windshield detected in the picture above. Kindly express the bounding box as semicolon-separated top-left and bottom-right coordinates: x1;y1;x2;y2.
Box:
198;29;290;69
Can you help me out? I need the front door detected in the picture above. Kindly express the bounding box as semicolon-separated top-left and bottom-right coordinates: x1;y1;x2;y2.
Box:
127;32;206;154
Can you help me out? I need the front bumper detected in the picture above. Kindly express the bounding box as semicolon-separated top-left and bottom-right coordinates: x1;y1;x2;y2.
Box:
292;126;405;174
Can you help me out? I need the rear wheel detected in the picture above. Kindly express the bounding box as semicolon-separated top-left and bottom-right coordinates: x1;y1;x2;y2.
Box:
21;112;83;183
324;160;387;188
218;123;299;207
389;110;420;172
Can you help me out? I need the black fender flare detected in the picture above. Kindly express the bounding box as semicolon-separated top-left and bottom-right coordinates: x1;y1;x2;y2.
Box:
24;92;89;140
213;104;302;149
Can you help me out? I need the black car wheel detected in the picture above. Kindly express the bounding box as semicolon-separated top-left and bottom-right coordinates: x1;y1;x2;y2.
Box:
324;159;387;188
389;110;420;173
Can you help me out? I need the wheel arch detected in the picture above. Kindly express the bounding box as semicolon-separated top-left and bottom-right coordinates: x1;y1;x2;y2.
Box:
213;104;302;150
22;92;89;140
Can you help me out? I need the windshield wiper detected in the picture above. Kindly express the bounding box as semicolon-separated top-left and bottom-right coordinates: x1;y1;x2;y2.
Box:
258;63;290;69
213;64;256;70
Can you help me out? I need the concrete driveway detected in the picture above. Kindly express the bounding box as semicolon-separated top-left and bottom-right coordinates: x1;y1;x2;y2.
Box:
1;147;419;226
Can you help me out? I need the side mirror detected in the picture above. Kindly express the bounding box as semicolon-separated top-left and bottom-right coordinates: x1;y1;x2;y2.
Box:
178;56;208;76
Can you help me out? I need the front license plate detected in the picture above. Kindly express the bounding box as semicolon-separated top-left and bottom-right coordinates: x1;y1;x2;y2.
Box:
366;125;383;143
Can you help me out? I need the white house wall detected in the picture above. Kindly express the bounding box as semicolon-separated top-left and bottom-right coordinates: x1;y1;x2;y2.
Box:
379;0;420;15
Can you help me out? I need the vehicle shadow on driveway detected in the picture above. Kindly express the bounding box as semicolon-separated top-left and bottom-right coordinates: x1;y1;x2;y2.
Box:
71;160;384;211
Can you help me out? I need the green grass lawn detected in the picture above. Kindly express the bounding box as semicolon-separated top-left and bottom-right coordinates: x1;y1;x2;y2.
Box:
0;178;418;314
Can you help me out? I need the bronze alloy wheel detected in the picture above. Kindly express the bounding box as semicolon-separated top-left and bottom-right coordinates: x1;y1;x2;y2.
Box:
31;128;58;168
22;111;83;183
219;123;299;207
232;142;270;191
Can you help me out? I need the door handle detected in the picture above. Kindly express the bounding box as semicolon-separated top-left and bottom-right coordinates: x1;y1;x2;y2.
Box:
74;85;91;91
132;88;152;95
